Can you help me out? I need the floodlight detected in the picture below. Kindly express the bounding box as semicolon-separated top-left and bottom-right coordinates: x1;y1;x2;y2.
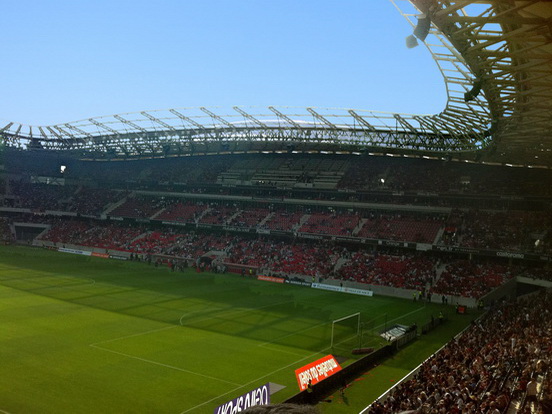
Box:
406;34;419;49
413;16;431;41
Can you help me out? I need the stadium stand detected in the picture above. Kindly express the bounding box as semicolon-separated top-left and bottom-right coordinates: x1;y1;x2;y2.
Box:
155;200;206;224
108;195;164;219
0;217;14;243
365;290;552;413
70;187;125;216
338;251;437;291
3;153;549;300
356;213;443;244
298;211;360;236
261;210;304;232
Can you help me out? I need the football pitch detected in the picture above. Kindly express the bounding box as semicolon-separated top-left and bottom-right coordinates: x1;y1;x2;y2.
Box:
0;245;476;413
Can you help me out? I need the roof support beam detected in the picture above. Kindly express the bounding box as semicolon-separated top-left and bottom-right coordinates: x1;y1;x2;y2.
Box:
0;122;14;133
141;112;176;132
200;107;236;130
89;118;120;135
169;109;213;139
233;107;268;128
114;115;147;133
306;108;337;129
268;107;302;129
348;110;377;132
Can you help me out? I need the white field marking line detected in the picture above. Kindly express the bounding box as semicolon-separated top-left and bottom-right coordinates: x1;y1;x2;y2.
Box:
89;325;178;347
373;306;427;331
259;305;426;351
256;345;307;357
179;307;429;413
179;347;331;414
0;273;95;287
35;276;96;289
257;320;328;348
0;409;12;414
178;299;294;326
0;274;96;291
90;343;243;387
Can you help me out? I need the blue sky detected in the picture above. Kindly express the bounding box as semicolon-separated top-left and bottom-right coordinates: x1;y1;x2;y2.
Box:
1;0;446;126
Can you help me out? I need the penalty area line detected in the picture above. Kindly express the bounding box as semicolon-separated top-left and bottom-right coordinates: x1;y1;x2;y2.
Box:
179;346;332;414
179;299;294;326
257;345;307;357
89;325;177;347
373;305;427;331
89;343;243;387
257;320;328;348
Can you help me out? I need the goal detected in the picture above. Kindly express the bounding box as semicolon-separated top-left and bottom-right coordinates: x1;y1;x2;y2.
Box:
330;312;361;351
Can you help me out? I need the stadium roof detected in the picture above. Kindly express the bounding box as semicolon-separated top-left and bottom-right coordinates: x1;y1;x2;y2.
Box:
404;0;552;166
1;0;551;167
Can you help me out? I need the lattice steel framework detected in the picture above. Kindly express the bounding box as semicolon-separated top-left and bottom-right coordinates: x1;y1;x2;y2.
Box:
1;1;550;165
403;0;552;165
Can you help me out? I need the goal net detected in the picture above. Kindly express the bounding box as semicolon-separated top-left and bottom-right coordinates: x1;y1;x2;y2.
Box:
331;312;361;352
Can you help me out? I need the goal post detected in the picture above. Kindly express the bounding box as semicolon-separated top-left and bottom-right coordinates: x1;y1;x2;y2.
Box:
331;312;361;350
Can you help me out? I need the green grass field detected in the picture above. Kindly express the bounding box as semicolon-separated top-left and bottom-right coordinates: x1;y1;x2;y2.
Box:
0;245;478;413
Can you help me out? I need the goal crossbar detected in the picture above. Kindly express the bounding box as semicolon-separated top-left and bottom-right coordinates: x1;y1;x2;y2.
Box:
331;312;361;349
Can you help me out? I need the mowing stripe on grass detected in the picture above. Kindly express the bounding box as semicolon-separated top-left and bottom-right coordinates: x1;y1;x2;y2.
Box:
178;299;294;326
0;273;96;289
256;345;308;357
179;347;332;414
257;320;328;348
89;325;177;346
373;306;427;331
89;343;243;387
31;277;96;290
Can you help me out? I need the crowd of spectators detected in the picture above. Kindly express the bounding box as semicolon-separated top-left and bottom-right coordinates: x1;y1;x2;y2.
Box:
228;208;271;228
298;211;360;236
2;166;551;258
37;215;550;300
338;156;552;197
0;217;13;243
456;210;552;253
4;181;75;211
198;204;239;225
5;180;550;255
5;153;552;198
261;211;309;232
155;201;206;224
37;219;92;245
70;188;124;216
432;260;514;299
518;267;552;283
356;213;444;244
367;290;552;413
108;196;165;219
337;251;437;291
33;219;551;300
39;221;144;252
